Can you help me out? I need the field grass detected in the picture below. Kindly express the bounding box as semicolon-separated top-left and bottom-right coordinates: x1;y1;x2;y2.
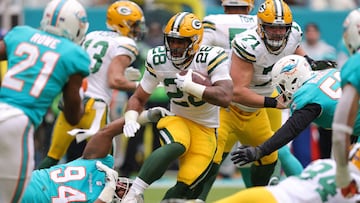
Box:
144;187;241;203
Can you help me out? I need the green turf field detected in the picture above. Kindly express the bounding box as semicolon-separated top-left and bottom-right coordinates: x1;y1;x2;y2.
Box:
144;187;242;203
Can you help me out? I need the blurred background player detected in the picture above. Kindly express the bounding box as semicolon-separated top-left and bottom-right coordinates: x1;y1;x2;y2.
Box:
333;8;360;199
38;0;145;169
121;12;233;202
0;0;90;201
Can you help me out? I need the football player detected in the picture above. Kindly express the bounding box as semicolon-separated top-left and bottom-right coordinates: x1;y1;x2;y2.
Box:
216;143;360;203
218;0;310;186
22;107;172;203
38;0;145;169
0;0;90;201
333;8;360;198
230;54;360;175
121;12;233;202
199;0;303;198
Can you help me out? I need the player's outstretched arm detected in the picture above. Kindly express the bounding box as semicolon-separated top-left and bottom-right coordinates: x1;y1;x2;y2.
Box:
333;84;359;192
231;103;321;166
83;106;174;159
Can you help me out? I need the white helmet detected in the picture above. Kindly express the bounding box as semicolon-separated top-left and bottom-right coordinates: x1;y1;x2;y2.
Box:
112;177;133;203
40;0;89;44
343;8;360;55
271;55;313;107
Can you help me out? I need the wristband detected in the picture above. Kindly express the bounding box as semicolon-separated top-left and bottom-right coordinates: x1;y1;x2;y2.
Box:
264;97;277;108
124;110;139;122
184;82;206;99
332;123;354;135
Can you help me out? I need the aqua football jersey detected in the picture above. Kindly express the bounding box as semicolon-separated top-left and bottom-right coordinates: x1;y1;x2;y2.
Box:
22;155;114;203
340;52;360;135
291;69;340;129
0;25;90;128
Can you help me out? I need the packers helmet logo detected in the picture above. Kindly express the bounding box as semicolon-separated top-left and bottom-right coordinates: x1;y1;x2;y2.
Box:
258;3;266;13
192;19;202;30
117;6;131;15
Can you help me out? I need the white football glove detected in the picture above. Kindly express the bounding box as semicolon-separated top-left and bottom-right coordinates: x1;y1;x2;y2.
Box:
175;69;193;92
175;69;206;99
96;161;118;203
125;66;141;81
123;110;141;137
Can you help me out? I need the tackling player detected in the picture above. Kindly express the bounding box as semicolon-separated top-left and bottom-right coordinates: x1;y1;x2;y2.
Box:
22;107;173;203
230;54;360;173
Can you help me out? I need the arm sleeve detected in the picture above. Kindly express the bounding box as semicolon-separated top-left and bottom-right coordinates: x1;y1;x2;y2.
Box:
259;103;322;156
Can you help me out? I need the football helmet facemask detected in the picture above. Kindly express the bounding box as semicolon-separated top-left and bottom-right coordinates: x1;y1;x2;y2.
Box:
112;177;133;203
271;55;313;107
164;12;203;69
343;8;360;55
40;0;89;44
257;0;292;55
106;1;146;41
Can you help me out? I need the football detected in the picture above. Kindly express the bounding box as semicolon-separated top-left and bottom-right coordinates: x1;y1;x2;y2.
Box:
179;70;212;86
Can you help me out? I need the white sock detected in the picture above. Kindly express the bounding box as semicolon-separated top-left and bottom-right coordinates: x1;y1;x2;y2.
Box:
131;177;149;195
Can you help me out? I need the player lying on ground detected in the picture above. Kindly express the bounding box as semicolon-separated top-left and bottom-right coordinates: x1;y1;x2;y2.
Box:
21;107;173;203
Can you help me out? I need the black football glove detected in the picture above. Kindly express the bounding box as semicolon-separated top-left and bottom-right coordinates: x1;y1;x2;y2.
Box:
304;55;337;70
231;145;263;166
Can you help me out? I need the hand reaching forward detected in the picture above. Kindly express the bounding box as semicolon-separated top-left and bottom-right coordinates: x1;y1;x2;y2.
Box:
231;145;263;166
123;110;140;137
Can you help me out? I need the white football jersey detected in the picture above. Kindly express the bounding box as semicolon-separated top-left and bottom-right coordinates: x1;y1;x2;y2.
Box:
82;31;138;104
268;159;360;203
231;22;303;112
202;14;257;54
140;45;231;128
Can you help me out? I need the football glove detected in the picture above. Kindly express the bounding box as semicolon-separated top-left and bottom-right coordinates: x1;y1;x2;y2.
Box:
175;69;206;99
123;110;140;138
231;145;263;166
304;55;337;70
